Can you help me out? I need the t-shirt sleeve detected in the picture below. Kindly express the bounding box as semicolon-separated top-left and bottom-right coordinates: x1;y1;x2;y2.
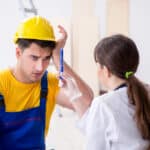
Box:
47;72;60;98
0;70;8;96
45;72;60;135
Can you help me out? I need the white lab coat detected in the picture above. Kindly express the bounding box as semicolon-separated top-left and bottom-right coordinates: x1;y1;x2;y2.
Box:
78;87;148;150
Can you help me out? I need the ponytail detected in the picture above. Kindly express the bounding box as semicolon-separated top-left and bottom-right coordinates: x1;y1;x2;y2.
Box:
127;76;150;150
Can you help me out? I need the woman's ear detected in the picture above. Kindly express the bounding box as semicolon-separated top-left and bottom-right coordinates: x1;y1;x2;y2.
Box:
103;66;111;78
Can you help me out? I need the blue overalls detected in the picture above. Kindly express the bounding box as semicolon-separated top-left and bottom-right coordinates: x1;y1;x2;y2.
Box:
0;71;48;150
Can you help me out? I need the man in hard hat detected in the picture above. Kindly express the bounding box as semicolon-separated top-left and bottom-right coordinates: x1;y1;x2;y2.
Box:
0;16;93;149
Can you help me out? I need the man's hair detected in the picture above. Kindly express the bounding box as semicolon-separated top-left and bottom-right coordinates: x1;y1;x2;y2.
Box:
16;39;56;51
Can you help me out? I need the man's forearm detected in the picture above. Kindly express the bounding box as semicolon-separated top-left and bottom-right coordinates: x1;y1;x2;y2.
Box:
53;49;94;117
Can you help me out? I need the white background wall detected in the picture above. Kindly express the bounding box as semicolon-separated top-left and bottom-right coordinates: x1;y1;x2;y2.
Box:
129;0;150;84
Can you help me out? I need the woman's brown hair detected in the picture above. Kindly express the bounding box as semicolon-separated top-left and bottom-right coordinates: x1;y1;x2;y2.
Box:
94;34;150;150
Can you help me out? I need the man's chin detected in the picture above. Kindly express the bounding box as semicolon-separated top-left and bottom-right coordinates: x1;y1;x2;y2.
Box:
30;76;42;83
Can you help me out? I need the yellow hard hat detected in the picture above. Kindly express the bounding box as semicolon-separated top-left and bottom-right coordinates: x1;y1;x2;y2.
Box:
13;16;56;43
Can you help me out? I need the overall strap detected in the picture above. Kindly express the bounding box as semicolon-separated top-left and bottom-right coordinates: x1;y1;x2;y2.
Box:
40;71;48;99
40;70;48;140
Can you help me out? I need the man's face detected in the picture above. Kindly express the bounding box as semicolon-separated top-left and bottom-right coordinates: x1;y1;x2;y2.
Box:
16;43;52;83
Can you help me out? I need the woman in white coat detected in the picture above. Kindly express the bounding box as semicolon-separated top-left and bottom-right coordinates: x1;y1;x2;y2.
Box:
76;34;150;150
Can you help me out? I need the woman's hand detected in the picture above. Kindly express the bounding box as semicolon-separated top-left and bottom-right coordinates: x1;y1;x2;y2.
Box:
58;74;82;102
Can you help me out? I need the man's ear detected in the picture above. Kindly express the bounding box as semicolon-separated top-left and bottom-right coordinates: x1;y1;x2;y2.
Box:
15;46;22;59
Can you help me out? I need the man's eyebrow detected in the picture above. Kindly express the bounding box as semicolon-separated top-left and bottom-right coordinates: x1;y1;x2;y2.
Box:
30;54;40;58
45;55;51;59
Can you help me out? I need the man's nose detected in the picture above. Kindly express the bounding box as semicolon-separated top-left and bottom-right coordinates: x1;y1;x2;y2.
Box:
35;60;43;71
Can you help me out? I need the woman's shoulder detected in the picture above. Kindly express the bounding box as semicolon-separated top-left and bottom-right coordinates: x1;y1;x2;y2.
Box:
95;87;127;101
92;87;128;113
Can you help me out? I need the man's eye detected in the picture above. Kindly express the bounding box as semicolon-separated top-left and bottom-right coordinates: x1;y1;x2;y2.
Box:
32;56;38;60
44;56;51;61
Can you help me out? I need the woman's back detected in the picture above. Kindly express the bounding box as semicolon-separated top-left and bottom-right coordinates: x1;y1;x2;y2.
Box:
82;87;149;150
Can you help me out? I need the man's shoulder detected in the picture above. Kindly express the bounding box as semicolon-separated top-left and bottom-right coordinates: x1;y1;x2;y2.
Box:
0;68;11;77
47;72;58;80
47;72;59;86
